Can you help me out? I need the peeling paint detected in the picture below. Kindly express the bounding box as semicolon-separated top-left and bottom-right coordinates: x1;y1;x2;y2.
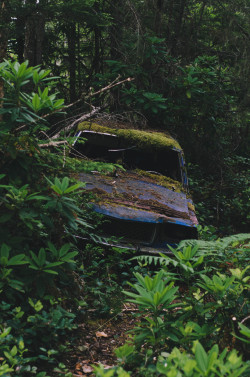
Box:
76;123;198;251
79;169;198;228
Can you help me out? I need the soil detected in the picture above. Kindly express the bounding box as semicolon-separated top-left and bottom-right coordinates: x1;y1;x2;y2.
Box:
65;306;138;376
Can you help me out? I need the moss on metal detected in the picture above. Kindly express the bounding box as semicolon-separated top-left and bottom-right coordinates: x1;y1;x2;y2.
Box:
78;121;182;151
83;169;188;219
134;170;183;193
188;202;196;212
91;189;189;220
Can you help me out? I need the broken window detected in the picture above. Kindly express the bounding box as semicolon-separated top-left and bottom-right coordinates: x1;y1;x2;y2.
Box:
76;131;182;181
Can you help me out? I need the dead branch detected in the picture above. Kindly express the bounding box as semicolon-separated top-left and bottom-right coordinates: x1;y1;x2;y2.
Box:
54;76;133;113
17;76;134;137
90;76;134;97
39;140;69;148
50;76;134;138
50;106;102;140
63;75;122;110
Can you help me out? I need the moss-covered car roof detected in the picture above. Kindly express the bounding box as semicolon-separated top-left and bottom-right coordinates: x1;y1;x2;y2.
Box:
77;121;182;151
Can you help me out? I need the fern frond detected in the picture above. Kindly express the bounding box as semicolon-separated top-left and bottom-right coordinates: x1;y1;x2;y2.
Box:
133;255;170;266
179;233;250;253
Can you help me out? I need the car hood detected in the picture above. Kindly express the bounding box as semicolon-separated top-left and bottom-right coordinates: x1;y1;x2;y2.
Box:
79;170;198;228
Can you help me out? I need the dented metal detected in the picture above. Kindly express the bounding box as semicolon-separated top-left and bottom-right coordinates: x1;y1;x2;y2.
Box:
76;125;198;252
79;171;195;227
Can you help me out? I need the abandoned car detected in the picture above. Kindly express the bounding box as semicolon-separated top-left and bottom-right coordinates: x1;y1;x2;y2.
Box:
75;122;198;253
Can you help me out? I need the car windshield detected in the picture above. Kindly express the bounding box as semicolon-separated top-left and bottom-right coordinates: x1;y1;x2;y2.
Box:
76;131;182;181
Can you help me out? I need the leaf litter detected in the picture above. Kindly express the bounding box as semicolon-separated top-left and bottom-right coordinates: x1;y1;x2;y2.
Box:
66;305;137;376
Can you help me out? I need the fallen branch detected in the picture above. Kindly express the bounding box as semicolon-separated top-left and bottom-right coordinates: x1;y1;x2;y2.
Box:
89;76;134;97
63;75;121;110
15;76;134;136
51;76;134;139
51;106;102;140
39;140;68;148
63;75;133;110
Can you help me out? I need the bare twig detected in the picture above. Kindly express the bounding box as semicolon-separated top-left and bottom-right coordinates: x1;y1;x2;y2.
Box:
50;106;102;140
56;76;133;113
241;315;250;324
90;76;134;97
52;77;134;138
63;75;123;110
16;76;133;134
34;76;134;141
39;140;68;148
51;76;134;137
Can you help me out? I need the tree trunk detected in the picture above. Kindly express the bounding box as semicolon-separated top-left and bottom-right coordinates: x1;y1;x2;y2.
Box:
16;15;25;62
0;0;10;120
0;0;9;61
66;23;77;102
173;0;187;54
109;0;123;61
24;11;45;66
77;23;82;94
154;0;164;37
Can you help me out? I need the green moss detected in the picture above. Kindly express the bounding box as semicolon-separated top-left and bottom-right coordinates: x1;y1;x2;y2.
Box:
64;155;124;175
188;202;195;212
134;170;184;193
78;121;182;151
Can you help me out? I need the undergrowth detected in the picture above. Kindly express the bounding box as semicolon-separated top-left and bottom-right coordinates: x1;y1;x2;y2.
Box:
94;232;250;376
0;60;249;377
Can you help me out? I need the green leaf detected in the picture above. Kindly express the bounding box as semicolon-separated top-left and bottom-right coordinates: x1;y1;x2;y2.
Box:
64;183;82;194
32;93;40;112
59;244;71;257
61;177;69;192
36;372;47;377
43;269;58;275
61;251;78;261
238;323;250;338
46;261;64;268
10;346;17;357
29;298;43;312
51;184;63;195
0;243;11;258
207;344;219;370
195;342;208;373
29;250;40;266
183;359;197;374
47;242;58;257
8;254;27;266
0;327;12;338
38;248;46;267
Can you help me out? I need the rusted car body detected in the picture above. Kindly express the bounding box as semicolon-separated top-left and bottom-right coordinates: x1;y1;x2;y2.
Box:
75;122;198;253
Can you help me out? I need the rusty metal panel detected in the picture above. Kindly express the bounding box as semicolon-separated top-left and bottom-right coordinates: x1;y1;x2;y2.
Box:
79;171;197;228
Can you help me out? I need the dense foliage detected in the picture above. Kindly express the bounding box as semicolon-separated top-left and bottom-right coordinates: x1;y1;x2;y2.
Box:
0;61;88;376
93;234;250;376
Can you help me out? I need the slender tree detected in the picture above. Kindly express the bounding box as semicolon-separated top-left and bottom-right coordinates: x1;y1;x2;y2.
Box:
0;0;10;120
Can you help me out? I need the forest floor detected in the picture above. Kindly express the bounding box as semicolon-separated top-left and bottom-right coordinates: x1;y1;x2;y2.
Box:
66;306;137;376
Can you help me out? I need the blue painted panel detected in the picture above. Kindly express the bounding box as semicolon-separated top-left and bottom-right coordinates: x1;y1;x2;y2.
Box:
92;203;194;227
79;170;198;228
